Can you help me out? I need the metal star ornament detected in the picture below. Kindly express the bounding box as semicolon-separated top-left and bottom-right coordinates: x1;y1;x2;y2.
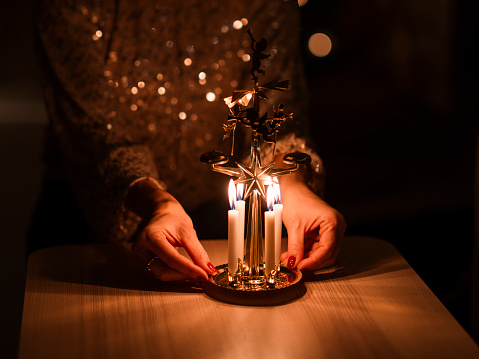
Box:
236;161;275;200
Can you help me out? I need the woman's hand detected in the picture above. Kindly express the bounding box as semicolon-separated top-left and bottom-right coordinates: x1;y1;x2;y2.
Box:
279;173;346;271
126;179;217;281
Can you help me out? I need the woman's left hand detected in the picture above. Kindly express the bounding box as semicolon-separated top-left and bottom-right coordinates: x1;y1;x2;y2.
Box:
279;178;346;271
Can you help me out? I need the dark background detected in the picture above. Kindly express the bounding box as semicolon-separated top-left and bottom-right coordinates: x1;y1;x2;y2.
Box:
299;0;478;336
0;0;478;358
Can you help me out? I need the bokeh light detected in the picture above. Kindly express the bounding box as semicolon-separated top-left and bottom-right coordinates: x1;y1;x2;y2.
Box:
308;33;332;57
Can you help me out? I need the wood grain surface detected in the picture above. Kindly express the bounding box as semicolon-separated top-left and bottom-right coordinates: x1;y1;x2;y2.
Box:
18;236;479;359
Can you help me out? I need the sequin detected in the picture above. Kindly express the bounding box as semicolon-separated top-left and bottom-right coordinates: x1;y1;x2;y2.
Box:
36;0;316;242
233;20;243;30
206;92;216;102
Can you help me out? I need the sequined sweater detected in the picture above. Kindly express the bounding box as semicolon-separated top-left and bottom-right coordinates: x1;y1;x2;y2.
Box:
35;0;323;242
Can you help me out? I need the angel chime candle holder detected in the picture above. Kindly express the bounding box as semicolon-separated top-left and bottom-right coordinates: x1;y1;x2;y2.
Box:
200;30;310;304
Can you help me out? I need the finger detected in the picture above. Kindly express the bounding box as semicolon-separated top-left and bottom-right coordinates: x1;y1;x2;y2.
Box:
297;229;336;270
286;228;305;269
178;227;217;276
132;241;192;281
146;229;209;280
147;256;192;281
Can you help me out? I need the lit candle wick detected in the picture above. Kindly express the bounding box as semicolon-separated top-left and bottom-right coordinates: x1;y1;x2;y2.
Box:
264;185;275;277
228;180;239;278
235;182;245;269
272;178;283;271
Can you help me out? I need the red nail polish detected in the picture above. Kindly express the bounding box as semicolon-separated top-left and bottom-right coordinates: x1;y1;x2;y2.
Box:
207;262;217;272
288;256;296;269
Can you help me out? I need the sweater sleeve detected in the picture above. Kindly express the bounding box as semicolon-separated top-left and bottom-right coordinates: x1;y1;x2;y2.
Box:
35;0;163;242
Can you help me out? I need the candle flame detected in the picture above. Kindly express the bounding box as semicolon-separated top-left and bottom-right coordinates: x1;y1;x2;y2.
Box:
236;183;244;201
273;177;281;204
267;185;274;211
228;179;236;210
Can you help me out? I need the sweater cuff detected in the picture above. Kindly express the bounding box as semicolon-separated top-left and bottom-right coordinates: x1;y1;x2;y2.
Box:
260;133;325;196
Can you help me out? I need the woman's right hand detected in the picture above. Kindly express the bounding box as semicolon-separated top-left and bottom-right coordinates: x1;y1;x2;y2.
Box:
126;179;217;281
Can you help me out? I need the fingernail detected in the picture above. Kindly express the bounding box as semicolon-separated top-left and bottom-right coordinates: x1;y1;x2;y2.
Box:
288;256;296;269
207;262;217;273
197;276;208;283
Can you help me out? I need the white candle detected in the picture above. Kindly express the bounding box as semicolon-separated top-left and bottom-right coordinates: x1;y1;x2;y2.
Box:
273;203;283;270
235;183;245;266
228;180;239;275
272;180;283;270
264;185;275;276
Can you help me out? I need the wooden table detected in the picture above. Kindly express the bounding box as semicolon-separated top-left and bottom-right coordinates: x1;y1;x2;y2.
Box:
18;236;479;359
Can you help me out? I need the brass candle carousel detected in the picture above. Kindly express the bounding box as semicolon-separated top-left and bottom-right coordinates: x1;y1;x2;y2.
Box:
200;30;310;305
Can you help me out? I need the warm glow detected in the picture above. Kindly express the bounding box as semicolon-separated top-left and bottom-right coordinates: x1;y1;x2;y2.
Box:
206;92;216;102
298;0;308;6
157;87;166;95
224;92;253;108
233;20;243;30
178;112;187;120
237;183;244;201
238;92;252;106
224;96;233;108
308;33;332;57
273;177;281;204
229;180;236;210
267;185;275;211
198;72;206;80
184;58;192;66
